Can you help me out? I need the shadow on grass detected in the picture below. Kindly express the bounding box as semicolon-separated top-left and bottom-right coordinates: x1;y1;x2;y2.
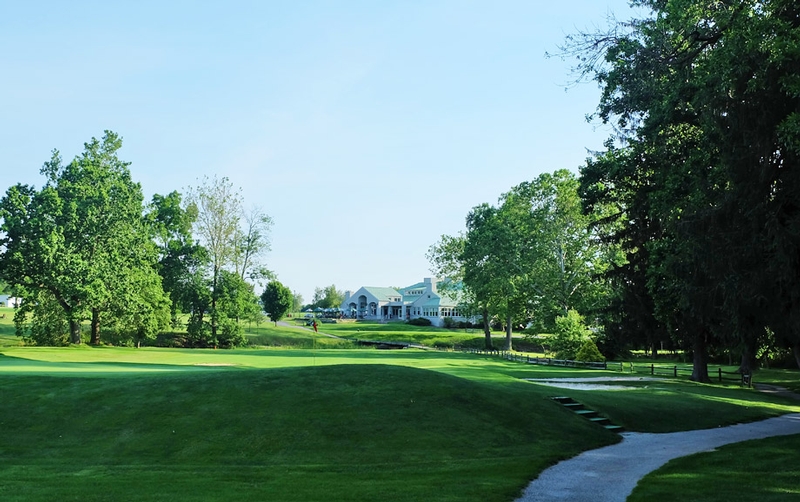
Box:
0;353;241;375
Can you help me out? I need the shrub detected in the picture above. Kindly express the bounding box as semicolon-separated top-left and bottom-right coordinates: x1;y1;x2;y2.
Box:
442;317;456;329
407;317;432;326
551;310;591;360
433;341;454;350
13;291;71;346
217;316;246;348
575;339;605;362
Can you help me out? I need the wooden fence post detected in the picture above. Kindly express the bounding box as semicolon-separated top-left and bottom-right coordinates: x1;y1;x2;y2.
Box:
651;364;654;375
718;367;722;382
673;366;677;378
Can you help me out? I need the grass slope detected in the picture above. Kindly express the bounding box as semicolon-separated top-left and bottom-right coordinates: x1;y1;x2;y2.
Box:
629;434;800;502
315;321;515;349
243;323;354;348
557;381;799;432
2;343;799;500
0;307;20;347
0;363;615;502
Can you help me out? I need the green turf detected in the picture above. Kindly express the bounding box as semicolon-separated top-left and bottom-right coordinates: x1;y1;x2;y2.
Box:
629;433;800;502
0;307;20;347
0;357;617;502
242;322;355;348
2;337;800;500
313;320;529;349
2;346;797;430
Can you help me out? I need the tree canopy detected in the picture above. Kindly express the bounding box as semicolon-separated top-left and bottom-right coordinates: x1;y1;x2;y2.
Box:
571;0;800;376
429;170;606;351
261;281;293;325
0;133;276;349
0;131;169;345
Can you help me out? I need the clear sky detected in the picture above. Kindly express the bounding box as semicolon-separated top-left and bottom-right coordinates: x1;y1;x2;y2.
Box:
1;0;635;303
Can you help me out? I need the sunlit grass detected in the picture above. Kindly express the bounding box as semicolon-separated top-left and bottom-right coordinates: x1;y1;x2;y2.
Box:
629;434;800;502
0;358;617;502
1;341;799;500
316;320;542;350
0;307;21;347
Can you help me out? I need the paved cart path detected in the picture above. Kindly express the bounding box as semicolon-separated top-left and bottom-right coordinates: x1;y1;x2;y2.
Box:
516;387;800;502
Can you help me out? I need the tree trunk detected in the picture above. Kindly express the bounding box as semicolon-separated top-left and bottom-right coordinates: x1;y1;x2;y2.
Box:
90;308;101;345
690;331;711;383
69;320;81;344
504;312;513;351
482;307;492;350
651;340;659;359
211;268;219;338
793;341;800;371
737;336;758;374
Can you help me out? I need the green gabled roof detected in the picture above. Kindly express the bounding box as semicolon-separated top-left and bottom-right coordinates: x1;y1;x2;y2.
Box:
400;282;426;292
362;287;401;302
437;291;462;306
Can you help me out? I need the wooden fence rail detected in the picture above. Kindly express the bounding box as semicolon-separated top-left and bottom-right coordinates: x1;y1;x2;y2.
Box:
456;348;752;387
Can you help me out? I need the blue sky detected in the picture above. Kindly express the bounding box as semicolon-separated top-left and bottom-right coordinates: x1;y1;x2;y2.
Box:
1;0;634;303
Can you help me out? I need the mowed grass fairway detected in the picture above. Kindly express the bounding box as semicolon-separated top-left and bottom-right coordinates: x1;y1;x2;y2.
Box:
313;320;493;346
0;347;622;502
2;310;800;501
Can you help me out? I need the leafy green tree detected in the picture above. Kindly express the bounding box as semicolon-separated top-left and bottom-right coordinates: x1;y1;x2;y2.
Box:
310;284;344;309
581;145;669;359
147;191;208;326
187;176;243;339
291;291;304;313
13;289;71;346
427;234;487;339
500;170;607;334
568;0;800;376
187;177;274;341
429;170;607;352
217;269;260;325
100;267;172;347
462;203;519;350
185;272;213;347
261;281;292;325
322;285;344;309
234;206;274;287
0;131;168;345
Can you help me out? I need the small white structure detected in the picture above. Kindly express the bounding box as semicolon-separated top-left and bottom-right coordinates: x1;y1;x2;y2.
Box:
340;277;469;327
0;295;21;308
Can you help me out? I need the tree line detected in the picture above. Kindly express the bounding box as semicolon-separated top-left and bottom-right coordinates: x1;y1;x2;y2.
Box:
428;169;611;360
0;131;291;347
430;0;800;379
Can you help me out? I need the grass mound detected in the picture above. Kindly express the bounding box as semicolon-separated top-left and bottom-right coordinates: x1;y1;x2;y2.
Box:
0;363;616;502
629;433;800;502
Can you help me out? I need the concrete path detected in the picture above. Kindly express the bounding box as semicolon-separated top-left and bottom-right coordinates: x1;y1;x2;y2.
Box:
516;409;800;501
